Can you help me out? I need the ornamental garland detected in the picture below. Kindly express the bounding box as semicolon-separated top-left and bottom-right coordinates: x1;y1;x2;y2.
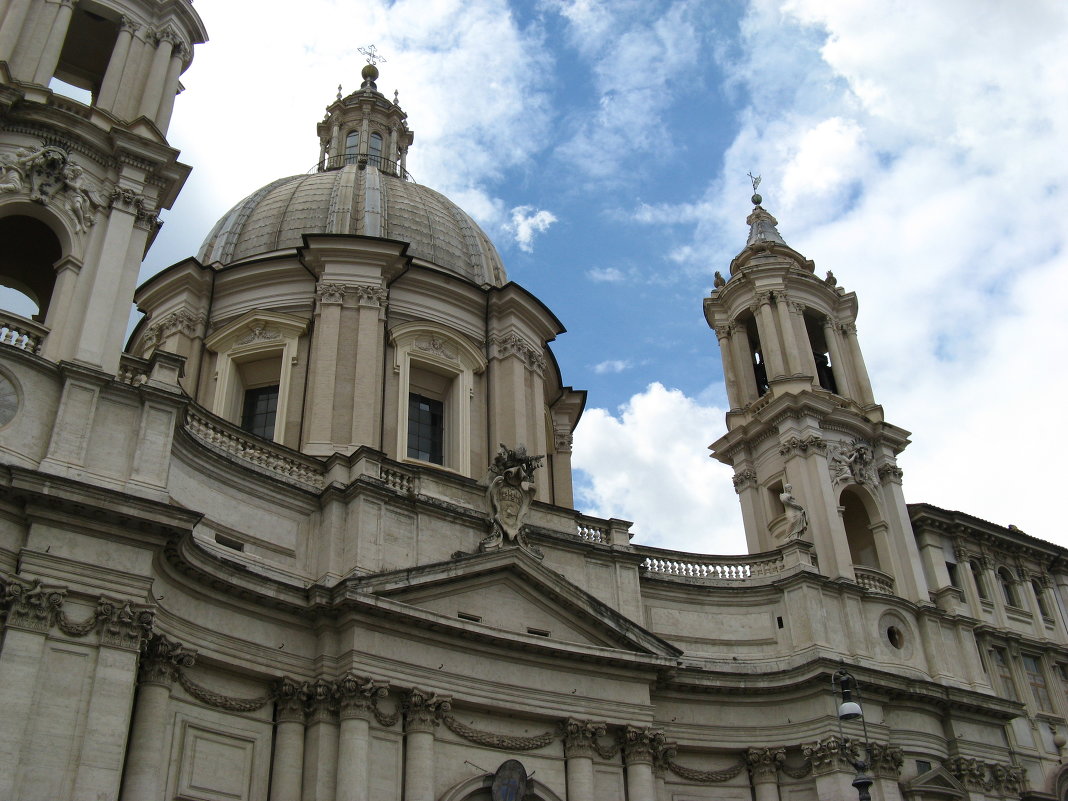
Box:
442;715;556;751
177;669;275;712
665;755;747;783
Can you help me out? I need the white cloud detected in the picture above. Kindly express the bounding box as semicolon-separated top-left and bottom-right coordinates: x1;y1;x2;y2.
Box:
504;206;557;252
587;267;627;282
572;383;742;552
592;359;632;374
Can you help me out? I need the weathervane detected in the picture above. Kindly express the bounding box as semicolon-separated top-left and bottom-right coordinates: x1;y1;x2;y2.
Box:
747;171;763;205
358;45;387;66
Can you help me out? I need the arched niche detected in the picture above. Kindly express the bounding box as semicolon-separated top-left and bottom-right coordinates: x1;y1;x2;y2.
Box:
840;485;882;570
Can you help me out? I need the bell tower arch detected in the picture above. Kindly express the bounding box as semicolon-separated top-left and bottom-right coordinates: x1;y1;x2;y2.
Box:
705;188;928;602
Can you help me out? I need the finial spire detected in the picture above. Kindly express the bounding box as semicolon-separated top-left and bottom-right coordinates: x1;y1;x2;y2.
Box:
336;83;343;101
358;44;387;66
358;45;386;91
747;171;762;206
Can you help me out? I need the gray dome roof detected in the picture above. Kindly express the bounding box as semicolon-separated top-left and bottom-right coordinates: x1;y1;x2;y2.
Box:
197;165;506;287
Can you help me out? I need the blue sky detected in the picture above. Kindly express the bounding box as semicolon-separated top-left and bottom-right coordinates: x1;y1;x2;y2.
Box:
131;0;1068;553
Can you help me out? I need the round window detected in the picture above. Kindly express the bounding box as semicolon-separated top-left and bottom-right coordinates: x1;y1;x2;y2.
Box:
886;625;904;649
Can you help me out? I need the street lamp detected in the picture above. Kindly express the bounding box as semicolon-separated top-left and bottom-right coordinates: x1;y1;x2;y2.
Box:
832;668;874;801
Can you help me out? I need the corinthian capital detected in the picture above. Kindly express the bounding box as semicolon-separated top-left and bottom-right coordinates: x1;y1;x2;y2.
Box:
746;746;785;782
622;726;666;765
403;687;452;733
562;718;607;759
139;632;196;686
337;672;389;719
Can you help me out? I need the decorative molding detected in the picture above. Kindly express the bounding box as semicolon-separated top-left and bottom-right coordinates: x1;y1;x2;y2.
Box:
350;284;388;307
664;754;747;783
0;145;106;232
177;669;275;712
877;463;904;482
119;15;140;34
234;323;282;346
622;726;666;765
317;283;347;303
562;719;611;760
553;427;573;453
139;632;196;686
337;672;389;720
441;715;556;752
143;308;206;347
403;687;452;733
732;468;757;493
274;677;308;723
868;742;904;779
414;335;457;361
839;322;858;336
779;434;826;457
1;575;64;631
481;443;544;557
801;736;857;775
746;747;785;782
489;333;546;374
714;324;732;340
945;756;1025;794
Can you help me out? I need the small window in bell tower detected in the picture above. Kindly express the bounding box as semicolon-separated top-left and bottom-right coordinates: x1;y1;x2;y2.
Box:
743;315;769;397
369;132;383;167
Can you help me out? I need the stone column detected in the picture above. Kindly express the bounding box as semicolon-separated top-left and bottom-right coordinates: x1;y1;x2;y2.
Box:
746;747;784;801
304;283;345;453
869;743;905;801
302;679;340;801
563;719;605;801
652;741;675;801
551;425;575;508
787;301;819;379
154;42;186;133
729;321;759;403
839;322;875;405
714;324;741;408
0;579;65;799
32;0;75;85
0;0;32;63
802;737;860;801
137;28;177;120
822;316;852;397
754;293;786;380
337;674;390;801
269;678;307;801
349;285;388;448
402;688;451;801
97;16;138;111
774;298;803;375
119;633;197;801
623;726;664;801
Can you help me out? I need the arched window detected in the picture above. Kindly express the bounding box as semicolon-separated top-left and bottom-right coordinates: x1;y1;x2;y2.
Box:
0;215;63;322
998;568;1018;607
804;312;838;393
369;132;383;167
344;131;359;165
841;488;879;569
1033;580;1052;619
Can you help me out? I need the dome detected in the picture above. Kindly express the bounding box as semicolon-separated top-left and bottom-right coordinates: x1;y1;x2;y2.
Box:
197;164;507;287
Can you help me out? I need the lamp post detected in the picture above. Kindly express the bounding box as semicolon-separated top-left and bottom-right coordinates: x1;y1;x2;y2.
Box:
832;668;874;801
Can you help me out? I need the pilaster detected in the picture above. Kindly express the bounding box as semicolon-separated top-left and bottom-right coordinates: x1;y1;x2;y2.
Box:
403;688;450;801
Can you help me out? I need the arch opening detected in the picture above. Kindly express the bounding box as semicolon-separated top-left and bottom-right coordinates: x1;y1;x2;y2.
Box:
841;487;880;569
803;311;838;393
0;215;63;322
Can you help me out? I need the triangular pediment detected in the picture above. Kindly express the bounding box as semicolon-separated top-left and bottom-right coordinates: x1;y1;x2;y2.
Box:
353;549;681;659
901;765;968;799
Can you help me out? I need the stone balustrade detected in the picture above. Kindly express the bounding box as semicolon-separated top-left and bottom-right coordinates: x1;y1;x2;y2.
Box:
117;353;150;386
636;545;790;583
853;565;896;594
0;311;48;353
575;517;608;544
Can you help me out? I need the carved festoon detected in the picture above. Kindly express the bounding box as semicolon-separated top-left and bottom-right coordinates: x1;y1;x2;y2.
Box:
481;443;544;556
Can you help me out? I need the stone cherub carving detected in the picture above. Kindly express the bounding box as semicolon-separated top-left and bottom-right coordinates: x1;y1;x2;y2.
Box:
0;145;104;231
779;484;808;540
481;443;543;556
61;163;105;233
828;439;877;486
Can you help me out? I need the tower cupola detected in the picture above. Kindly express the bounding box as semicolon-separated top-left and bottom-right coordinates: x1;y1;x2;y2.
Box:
315;48;414;177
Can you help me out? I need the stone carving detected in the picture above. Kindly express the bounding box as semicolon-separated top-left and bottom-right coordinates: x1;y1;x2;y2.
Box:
714;323;731;340
732;468;757;493
177;670;275;712
0;145;105;230
317;283;347;303
746;206;787;247
827;439;878;487
746;747;786;781
274;676;309;723
622;726;667;764
553;427;573;453
139;632;196;685
414;335;457;361
779;434;826;457
490;333;546;374
481;444;543;555
337;671;390;720
305;677;339;723
945;756;1025;793
491;759;528;801
713;271;726;289
1;575;64;631
234;323;281;346
779;484;808;540
350;284;388;306
142;308;205;348
403;687;452;733
442;715;556;751
877;464;904;482
867;742;904;778
825;270;837;286
664;754;747;783
562;719;617;760
801;736;859;774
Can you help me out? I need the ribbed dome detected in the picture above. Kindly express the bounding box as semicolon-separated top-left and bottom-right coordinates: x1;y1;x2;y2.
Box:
197;165;507;287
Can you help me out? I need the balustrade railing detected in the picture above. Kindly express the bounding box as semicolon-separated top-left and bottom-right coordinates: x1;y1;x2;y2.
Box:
117;354;150;386
575;517;609;544
381;466;414;495
853;565;896;594
0;311;48;354
638;547;786;582
314;153;411;180
184;407;325;490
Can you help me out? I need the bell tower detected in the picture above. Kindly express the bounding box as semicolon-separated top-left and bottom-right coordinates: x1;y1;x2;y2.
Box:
0;0;206;373
705;186;928;602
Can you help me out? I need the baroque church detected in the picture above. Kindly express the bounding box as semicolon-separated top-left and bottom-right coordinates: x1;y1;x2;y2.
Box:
1;2;1068;800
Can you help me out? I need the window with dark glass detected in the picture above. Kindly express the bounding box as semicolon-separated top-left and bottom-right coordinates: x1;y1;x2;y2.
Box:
991;647;1018;701
1033;580;1052;618
1023;654;1053;710
407;393;443;464
999;568;1019;607
970;560;989;600
369;132;383;167
344;131;359;165
241;385;279;439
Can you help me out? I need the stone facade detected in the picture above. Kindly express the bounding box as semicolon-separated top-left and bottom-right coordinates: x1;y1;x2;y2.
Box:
1;5;1068;801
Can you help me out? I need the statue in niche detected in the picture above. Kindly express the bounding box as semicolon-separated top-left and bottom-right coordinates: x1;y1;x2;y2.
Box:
779;484;809;540
828;439;877;486
491;759;529;801
481;443;543;557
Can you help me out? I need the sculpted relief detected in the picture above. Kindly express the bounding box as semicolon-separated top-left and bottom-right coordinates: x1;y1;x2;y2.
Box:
827;438;878;487
0;144;107;233
482;443;543;556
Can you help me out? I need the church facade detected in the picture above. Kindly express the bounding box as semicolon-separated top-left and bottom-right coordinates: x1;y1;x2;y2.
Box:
1;3;1067;800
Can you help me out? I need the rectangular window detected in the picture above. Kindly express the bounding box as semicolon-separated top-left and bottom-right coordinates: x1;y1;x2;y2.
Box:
241;385;279;440
1023;654;1053;710
946;562;960;588
407;393;443;464
991;647;1018;701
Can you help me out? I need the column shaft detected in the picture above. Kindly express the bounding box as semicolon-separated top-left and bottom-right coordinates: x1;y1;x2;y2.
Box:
33;0;75;85
775;299;803;374
304;297;343;452
842;324;875;404
403;729;434;801
756;300;786;379
153;47;185;133
72;646;140;800
336;716;371;801
302;716;339;801
823;318;852;397
730;323;758;402
98;21;135;111
753;778;780;801
0;0;31;63
269;720;305;801
118;682;171;801
625;761;655;801
716;327;741;408
565;754;595;801
137;33;174;120
0;627;48;799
